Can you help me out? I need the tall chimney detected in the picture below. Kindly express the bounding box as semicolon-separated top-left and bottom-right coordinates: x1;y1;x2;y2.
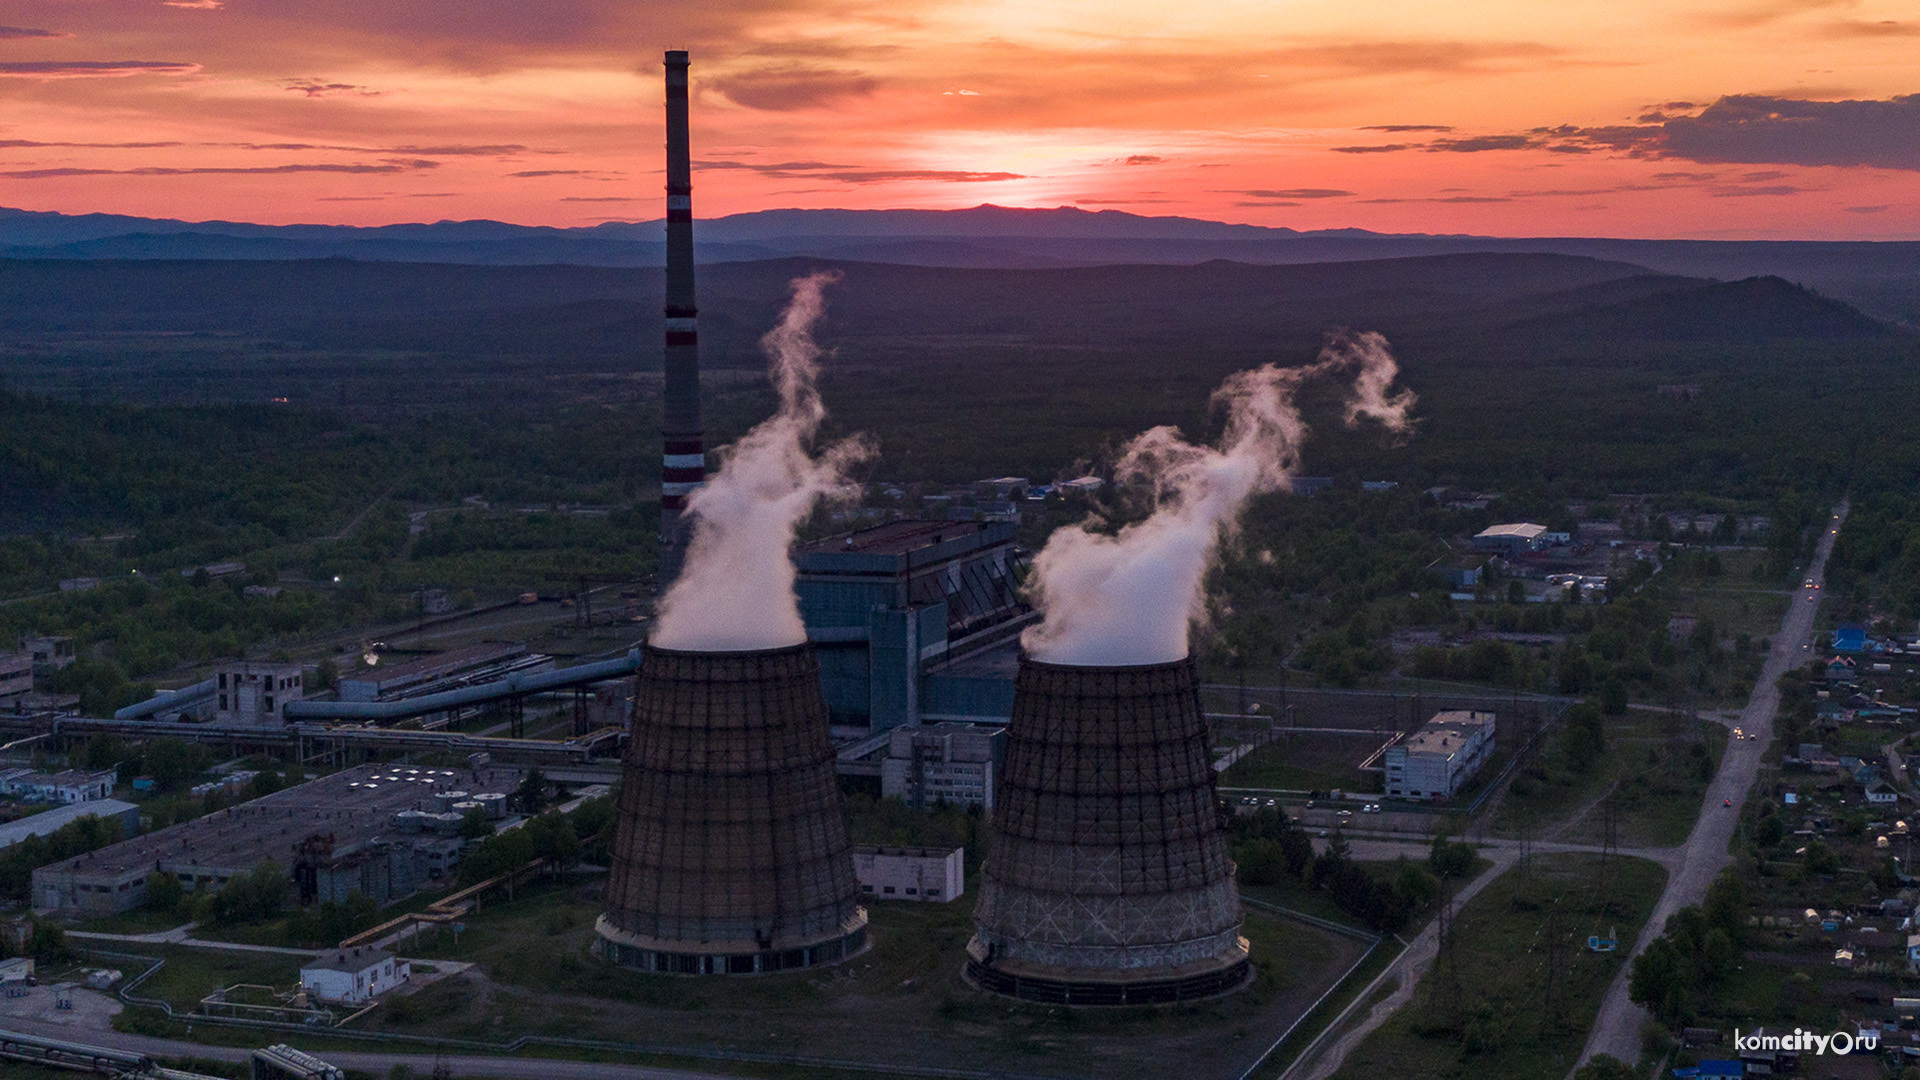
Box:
660;49;703;582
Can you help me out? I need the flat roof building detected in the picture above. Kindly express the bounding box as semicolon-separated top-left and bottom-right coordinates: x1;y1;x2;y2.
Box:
852;846;964;903
0;652;31;700
213;661;308;725
0;799;139;851
32;762;522;916
0;767;117;804
300;946;408;1004
880;722;1003;811
1384;711;1497;802
337;641;532;703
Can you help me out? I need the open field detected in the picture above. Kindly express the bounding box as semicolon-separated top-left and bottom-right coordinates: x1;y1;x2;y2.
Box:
1491;710;1727;848
351;872;1368;1080
1327;852;1668;1080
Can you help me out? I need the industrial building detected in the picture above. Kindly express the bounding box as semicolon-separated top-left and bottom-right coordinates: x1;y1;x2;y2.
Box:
596;644;868;975
852;846;964;903
337;641;536;702
31;762;522;915
20;636;74;673
879;722;1003;811
299;946;409;1004
1383;710;1498;801
969;657;1251;1005
0;767;117;803
212;661;308;725
0;651;30;701
0;799;138;851
796;519;1029;732
1472;523;1550;555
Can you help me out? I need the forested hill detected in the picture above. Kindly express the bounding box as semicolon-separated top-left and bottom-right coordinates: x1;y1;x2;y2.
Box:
2;252;1892;370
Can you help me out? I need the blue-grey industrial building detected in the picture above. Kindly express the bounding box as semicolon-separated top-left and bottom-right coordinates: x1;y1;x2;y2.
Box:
795;519;1031;733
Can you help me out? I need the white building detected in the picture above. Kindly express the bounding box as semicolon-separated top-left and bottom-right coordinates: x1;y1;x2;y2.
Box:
880;723;1003;811
1;767;117;804
1472;523;1549;556
851;845;964;903
300;946;409;1003
1384;711;1497;802
212;661;307;725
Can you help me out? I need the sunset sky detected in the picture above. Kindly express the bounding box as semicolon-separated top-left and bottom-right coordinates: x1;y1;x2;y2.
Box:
0;0;1915;238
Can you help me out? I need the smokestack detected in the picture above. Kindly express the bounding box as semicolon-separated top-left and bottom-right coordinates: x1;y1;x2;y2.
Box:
967;655;1250;1004
660;49;703;582
595;643;869;974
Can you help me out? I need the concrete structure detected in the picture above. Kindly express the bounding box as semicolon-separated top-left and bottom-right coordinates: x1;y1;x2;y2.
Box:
853;845;964;903
658;49;705;581
337;641;531;702
252;1044;346;1080
0;651;31;700
0;767;117;803
596;644;868;974
969;656;1250;1005
213;661;307;725
1472;523;1549;555
1384;711;1497;801
795;519;1027;731
880;722;1003;811
32;763;522;915
0;799;138;851
299;946;408;1004
20;636;74;672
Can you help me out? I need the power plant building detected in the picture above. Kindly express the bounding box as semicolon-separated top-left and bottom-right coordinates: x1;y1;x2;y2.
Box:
968;656;1251;1005
796;519;1029;731
1383;710;1497;801
879;721;1004;811
596;644;868;974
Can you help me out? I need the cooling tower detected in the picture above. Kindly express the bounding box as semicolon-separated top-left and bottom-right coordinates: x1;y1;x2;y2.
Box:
659;49;704;582
968;655;1250;1004
595;643;868;974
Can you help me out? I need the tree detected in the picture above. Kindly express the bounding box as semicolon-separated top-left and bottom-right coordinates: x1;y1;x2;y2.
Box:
1628;937;1687;1025
457;808;496;840
144;870;183;915
1429;833;1475;879
1574;1056;1638;1080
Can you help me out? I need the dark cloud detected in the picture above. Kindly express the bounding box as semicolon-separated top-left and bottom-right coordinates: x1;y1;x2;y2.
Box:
387;144;528;156
707;66;877;111
1846;204;1890;213
1710;184;1801;196
1236;188;1353;199
1360;124;1453;132
511;169;585;177
1233;200;1300;207
0;161;437;178
1344;93;1920;172
0;60;200;78
1827;19;1920;35
0;139;183;149
560;196;633;201
1122;154;1163;165
282;80;381;97
1358;195;1512;203
0;26;71;39
1653;170;1718;180
1427;134;1540;152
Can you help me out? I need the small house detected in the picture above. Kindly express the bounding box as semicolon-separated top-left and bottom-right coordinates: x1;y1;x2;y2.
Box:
1868;781;1900;807
299;946;408;1004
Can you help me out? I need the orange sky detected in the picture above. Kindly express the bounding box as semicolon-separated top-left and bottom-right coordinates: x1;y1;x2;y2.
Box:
0;0;1915;238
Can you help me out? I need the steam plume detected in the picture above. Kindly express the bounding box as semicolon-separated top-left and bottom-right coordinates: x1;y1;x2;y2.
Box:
651;271;870;651
1022;330;1414;666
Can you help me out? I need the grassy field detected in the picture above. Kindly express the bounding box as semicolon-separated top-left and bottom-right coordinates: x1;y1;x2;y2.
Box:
1328;852;1668;1080
89;943;307;1012
1221;730;1394;794
359;873;1370;1080
1491;711;1726;848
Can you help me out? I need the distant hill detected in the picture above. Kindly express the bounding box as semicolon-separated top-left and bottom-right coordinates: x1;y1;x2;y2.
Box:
1513;276;1893;343
4;203;1916;330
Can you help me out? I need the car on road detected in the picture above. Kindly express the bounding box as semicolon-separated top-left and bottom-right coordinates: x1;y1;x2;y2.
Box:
1724;798;1733;807
1337;809;1353;819
1732;727;1744;738
1362;803;1381;813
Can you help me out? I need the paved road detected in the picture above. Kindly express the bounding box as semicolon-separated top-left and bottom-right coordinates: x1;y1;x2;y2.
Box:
0;1016;729;1080
1571;500;1848;1073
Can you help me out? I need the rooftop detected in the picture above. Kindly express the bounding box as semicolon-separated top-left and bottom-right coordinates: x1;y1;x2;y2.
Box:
302;945;393;974
0;799;137;850
37;762;523;884
1475;523;1548;540
1401;710;1496;757
348;640;528;686
798;519;996;558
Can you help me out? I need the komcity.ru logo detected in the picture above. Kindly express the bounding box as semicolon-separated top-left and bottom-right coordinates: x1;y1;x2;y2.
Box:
1733;1027;1878;1055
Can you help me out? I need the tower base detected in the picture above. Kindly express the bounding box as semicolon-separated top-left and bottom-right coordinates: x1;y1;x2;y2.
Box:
593;912;869;976
963;934;1252;1006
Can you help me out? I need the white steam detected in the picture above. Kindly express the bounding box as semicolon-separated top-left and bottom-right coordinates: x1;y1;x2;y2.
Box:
1021;330;1415;667
650;271;870;652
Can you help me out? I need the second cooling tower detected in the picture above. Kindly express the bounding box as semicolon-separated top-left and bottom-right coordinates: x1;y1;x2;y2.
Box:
968;655;1250;1004
595;643;868;974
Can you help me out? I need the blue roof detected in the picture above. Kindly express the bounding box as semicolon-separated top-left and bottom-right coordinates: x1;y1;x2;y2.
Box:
1835;624;1869;652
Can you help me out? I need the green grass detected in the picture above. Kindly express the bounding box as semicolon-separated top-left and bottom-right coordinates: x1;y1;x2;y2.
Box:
351;873;1369;1080
94;943;306;1011
65;907;191;936
1492;712;1727;847
1221;731;1391;794
1328;852;1669;1080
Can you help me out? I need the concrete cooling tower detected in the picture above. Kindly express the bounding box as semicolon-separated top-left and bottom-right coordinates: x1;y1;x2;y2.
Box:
968;655;1250;1004
595;644;868;974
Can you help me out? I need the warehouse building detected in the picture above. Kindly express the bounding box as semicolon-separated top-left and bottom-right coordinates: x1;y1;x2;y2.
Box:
852;846;964;903
1383;711;1498;801
1472;523;1550;556
0;799;139;852
31;762;522;916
